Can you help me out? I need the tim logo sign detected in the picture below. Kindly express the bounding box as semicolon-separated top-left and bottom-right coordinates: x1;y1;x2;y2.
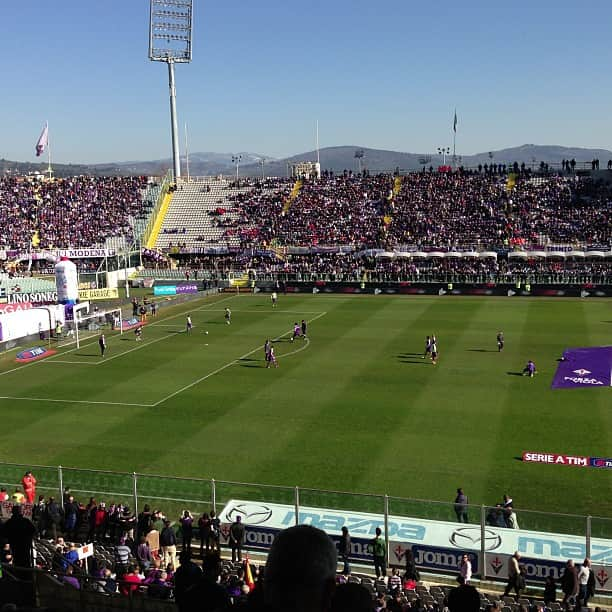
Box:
523;452;612;470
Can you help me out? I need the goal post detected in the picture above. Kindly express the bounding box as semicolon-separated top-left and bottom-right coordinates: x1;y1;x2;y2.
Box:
68;303;123;349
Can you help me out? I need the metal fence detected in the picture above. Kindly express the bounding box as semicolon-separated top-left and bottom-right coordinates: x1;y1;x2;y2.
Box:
2;460;611;572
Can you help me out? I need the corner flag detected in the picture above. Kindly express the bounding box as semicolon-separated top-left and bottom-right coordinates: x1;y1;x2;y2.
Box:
35;122;48;157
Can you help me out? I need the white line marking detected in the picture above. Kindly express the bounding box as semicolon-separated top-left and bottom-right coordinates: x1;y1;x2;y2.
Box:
152;311;327;406
0;395;153;407
96;330;181;364
185;309;326;314
0;294;239;377
47;360;97;365
276;336;311;358
0;359;47;378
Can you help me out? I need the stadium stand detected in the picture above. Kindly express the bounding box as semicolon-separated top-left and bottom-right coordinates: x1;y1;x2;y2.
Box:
1;513;604;612
0;175;152;251
154;178;293;251
1;171;610;285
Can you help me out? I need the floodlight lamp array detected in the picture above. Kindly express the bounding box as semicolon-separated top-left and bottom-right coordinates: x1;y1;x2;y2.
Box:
149;0;193;63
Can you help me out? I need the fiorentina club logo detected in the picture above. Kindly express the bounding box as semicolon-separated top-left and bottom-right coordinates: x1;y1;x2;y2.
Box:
393;544;407;563
573;368;591;376
596;567;609;588
489;556;503;574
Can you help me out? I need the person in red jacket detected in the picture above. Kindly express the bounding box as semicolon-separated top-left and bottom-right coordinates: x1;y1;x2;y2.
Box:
21;471;37;504
120;564;142;596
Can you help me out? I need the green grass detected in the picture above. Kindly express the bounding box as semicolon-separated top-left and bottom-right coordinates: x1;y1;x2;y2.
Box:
0;293;610;534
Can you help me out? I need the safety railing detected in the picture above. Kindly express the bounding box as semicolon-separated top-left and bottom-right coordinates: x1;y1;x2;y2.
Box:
1;460;610;578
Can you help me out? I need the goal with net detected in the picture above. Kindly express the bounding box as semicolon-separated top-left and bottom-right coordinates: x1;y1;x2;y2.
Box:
60;304;123;348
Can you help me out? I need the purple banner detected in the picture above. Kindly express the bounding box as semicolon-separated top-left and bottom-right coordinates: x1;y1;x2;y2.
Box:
551;347;612;389
176;284;198;295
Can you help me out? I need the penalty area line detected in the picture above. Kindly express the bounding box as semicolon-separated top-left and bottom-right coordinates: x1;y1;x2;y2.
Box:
0;295;240;377
0;395;153;408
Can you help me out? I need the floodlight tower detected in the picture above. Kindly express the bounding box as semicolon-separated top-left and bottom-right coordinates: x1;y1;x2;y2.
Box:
149;0;193;181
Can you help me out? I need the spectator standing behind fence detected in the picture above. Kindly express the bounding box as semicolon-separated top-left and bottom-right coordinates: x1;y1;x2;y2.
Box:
45;497;63;541
198;512;211;557
578;557;593;607
32;495;46;536
338;526;351;575
370;526;386;578
229;515;245;562
160;520;177;569
459;553;472;584
1;505;36;568
561;559;579;605
505;506;519;529
137;504;153;540
180;510;194;555
21;471;37;504
209;510;221;552
63;495;79;540
503;551;522;599
454;488;468;523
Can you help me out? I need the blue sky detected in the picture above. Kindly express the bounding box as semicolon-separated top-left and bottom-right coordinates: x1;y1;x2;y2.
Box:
3;0;612;163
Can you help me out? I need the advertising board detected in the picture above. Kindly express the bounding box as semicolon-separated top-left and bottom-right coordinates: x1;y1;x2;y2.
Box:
218;499;612;589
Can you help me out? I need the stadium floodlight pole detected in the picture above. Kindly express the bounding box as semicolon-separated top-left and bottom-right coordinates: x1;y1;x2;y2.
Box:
232;154;242;181
184;122;190;182
437;146;450;165
149;0;193;182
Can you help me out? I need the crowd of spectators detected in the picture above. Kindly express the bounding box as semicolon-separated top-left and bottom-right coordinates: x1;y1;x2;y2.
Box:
1;503;605;612
166;251;612;285
0;175;151;251
1;171;610;284
157;172;611;283
220;172;611;253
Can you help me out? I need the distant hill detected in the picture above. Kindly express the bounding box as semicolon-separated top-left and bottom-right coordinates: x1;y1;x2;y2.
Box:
1;144;611;177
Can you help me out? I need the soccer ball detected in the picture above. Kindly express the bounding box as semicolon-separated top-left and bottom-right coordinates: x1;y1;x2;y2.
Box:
205;331;209;335
290;337;294;342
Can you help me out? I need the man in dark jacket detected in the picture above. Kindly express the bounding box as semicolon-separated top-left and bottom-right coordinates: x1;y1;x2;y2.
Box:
338;526;351;575
2;505;36;568
228;515;245;562
45;497;63;541
454;488;469;523
64;495;79;540
137;504;153;540
561;559;578;605
32;495;47;536
160;520;177;569
174;550;203;612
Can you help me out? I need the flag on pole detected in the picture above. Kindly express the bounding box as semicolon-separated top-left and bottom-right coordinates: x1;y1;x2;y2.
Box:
244;555;255;590
453;110;457;133
35;122;48;157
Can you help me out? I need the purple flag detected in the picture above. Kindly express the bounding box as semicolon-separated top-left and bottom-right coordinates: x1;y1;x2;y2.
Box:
551;346;612;389
35;122;48;157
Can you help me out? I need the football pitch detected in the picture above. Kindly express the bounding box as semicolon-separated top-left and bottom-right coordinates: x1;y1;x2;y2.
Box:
0;292;610;527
